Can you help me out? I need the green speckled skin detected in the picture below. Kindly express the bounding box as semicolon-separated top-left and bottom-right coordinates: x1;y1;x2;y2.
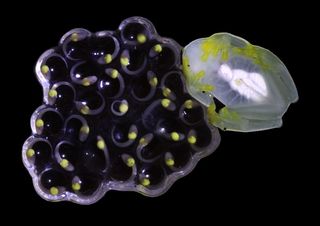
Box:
183;33;298;132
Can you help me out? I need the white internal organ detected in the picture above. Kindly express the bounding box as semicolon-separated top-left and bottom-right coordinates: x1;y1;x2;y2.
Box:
218;64;268;102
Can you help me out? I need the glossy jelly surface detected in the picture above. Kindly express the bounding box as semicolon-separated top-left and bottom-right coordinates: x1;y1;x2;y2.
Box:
22;17;221;204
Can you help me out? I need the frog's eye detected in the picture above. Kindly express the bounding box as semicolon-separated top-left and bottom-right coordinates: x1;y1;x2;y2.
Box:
182;33;298;132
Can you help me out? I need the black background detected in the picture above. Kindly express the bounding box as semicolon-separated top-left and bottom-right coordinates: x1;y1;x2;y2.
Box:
5;3;313;223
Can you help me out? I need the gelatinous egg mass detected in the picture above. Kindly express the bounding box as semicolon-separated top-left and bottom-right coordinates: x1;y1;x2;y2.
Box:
183;33;298;132
22;17;221;204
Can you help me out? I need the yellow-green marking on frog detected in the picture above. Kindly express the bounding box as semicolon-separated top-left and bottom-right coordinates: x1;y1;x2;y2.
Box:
200;34;230;62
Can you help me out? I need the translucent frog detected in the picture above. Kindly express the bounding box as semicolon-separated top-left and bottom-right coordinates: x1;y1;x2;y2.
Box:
183;33;298;132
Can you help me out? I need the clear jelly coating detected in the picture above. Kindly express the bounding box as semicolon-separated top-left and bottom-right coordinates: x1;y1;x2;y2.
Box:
22;17;221;204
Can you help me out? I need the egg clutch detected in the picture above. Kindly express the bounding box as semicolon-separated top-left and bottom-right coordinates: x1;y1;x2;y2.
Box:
22;17;298;204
